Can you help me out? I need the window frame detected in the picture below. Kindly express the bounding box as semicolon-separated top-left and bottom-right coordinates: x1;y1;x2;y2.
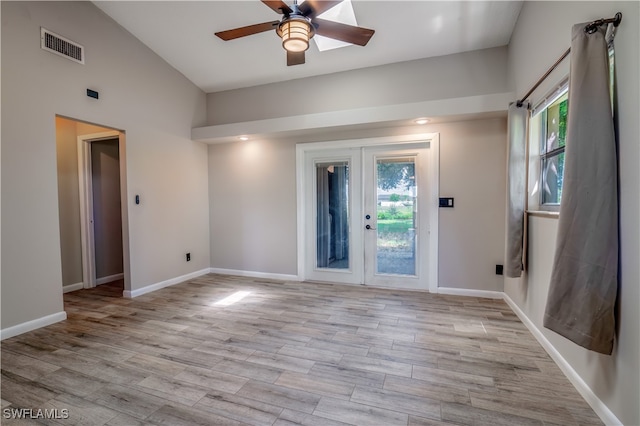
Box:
530;80;569;212
540;91;568;208
526;45;615;214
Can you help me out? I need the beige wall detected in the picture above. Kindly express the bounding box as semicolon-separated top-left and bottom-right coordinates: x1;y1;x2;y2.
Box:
207;47;511;125
506;2;639;425
208;117;507;292
2;1;209;329
209;138;298;275
437;119;507;291
55;117;83;286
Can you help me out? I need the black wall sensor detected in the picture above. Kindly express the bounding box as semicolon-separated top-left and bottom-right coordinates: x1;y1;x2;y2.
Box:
86;89;99;99
439;197;454;208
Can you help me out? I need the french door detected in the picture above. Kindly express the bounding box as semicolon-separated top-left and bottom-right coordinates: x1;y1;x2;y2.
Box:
302;142;432;290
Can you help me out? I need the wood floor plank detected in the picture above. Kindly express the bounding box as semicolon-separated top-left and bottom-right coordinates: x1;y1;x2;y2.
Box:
174;366;249;394
469;389;581;425
275;371;355;400
350;384;442;420
412;364;495;389
0;275;603;426
42;392;121;425
308;362;386;389
339;353;413;377
1;370;60;408
441;401;543;426
144;403;246;426
0;349;61;381
36;367;109;398
235;380;322;414
194;390;283;425
276;408;352;426
85;384;167;420
245;350;316;374
383;375;471;404
314;396;409;426
277;344;344;364
133;375;210;406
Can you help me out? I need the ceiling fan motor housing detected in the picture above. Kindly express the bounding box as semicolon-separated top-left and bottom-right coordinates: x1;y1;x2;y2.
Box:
276;14;315;52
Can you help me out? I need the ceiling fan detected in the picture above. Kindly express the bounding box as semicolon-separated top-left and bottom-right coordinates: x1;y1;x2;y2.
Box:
215;0;375;66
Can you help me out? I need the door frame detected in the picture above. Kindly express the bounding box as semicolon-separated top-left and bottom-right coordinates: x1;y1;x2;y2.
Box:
77;131;130;290
296;133;440;292
363;146;428;289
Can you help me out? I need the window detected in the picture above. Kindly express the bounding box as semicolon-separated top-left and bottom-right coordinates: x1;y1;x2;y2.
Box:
530;46;615;211
540;91;568;205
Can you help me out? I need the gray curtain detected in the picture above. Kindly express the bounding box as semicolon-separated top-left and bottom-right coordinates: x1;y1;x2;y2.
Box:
544;22;618;354
505;102;528;278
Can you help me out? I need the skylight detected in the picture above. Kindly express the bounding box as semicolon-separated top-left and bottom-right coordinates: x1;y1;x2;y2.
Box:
306;0;358;52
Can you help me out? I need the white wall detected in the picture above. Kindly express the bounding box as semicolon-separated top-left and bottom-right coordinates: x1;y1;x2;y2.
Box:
1;2;209;330
208;117;507;292
506;2;639;425
207;47;510;125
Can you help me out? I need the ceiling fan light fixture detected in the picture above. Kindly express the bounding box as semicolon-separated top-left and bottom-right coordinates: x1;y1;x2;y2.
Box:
278;18;312;52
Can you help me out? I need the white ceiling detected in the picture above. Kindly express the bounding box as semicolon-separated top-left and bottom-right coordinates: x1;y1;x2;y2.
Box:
95;1;523;93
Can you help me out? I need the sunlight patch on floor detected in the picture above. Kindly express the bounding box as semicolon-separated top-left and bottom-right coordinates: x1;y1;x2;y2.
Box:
212;290;251;306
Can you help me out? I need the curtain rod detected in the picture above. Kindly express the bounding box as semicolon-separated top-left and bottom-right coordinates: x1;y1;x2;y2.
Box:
516;12;622;107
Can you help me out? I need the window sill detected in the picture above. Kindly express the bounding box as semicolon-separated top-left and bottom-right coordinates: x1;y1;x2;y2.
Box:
527;210;559;219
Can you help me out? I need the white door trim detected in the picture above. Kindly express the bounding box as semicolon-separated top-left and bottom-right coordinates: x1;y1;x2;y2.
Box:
77;131;130;291
296;133;440;292
363;146;427;289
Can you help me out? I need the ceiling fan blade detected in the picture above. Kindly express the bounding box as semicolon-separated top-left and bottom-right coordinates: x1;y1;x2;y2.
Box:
313;18;374;46
215;21;280;41
299;0;342;19
287;51;305;66
261;0;292;15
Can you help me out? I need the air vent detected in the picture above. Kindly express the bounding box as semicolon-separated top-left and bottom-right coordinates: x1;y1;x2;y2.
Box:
40;28;84;64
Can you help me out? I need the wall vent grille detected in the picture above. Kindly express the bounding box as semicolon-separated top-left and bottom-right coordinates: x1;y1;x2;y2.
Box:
41;28;84;64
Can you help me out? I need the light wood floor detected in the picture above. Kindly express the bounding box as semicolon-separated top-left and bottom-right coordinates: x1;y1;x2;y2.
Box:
1;274;602;425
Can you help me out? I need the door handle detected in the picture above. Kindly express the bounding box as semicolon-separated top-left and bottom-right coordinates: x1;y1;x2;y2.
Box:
365;224;376;230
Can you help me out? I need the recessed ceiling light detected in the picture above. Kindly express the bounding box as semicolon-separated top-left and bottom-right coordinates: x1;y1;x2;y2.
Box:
414;118;430;125
238;136;249;141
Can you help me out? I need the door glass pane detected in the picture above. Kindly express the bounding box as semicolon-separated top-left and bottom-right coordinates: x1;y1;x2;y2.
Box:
316;162;349;270
376;158;416;275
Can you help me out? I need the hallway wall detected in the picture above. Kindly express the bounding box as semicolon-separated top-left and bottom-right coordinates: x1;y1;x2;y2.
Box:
2;1;209;331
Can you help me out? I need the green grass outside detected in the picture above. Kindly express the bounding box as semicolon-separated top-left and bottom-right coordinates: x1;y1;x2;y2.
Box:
377;219;413;233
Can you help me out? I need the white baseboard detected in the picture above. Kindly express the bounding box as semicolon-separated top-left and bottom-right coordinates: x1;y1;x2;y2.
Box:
502;293;621;426
62;282;84;293
123;268;210;298
437;287;503;299
0;311;67;341
96;273;124;285
209;267;301;282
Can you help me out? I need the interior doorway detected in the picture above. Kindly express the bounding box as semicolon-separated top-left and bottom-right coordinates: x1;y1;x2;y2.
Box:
55;116;130;295
87;137;124;286
297;135;439;291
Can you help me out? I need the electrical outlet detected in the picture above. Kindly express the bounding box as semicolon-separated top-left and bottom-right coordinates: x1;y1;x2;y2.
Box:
186;253;191;262
495;264;503;275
